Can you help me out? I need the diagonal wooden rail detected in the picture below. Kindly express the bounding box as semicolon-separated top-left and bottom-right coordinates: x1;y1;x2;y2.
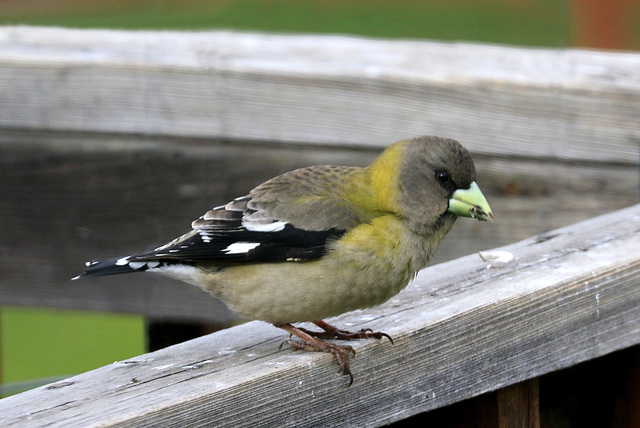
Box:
1;204;639;427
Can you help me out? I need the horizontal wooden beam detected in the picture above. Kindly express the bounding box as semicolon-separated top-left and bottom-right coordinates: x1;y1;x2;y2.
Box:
1;130;635;321
1;203;639;427
0;27;639;163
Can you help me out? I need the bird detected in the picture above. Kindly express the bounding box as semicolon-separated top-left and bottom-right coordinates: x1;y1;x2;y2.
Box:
74;135;493;385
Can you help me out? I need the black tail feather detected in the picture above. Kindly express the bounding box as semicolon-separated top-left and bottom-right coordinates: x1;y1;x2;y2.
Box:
72;256;143;280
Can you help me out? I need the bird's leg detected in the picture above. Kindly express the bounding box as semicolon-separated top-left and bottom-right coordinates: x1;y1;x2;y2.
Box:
277;323;356;385
299;320;394;344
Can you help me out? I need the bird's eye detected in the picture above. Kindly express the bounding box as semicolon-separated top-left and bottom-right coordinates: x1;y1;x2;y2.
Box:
435;170;451;184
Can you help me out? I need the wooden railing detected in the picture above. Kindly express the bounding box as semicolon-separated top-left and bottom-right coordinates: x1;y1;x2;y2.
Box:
1;204;639;426
0;27;638;426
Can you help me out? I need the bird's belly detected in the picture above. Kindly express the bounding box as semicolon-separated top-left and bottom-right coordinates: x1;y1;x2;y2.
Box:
199;258;413;324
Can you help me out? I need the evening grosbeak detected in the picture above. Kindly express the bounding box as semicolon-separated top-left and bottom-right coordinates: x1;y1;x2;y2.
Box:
75;136;493;385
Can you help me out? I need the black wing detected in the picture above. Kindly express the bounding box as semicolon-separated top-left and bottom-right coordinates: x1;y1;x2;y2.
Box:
75;196;346;279
140;195;345;263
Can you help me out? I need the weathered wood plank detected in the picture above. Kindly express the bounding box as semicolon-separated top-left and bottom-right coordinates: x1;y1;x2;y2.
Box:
498;379;540;428
1;203;638;427
0;130;636;320
0;27;639;163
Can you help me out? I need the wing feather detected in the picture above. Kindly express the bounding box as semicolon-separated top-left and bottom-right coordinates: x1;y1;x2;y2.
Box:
128;194;345;264
76;165;363;278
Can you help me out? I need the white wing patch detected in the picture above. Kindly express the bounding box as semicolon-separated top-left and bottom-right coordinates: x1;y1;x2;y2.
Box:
198;231;213;243
128;261;147;270
243;220;287;232
223;242;261;254
115;258;160;271
116;256;130;266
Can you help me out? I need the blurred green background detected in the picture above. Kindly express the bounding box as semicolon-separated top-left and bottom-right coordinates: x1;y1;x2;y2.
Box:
1;307;144;396
0;0;639;49
1;0;639;397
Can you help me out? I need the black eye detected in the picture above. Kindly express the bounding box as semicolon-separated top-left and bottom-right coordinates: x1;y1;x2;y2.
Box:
435;170;451;184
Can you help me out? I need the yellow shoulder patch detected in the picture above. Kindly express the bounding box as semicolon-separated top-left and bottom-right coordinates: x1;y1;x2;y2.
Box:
361;140;405;214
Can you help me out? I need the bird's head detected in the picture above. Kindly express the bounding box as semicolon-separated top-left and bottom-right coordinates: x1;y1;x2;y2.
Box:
394;136;493;233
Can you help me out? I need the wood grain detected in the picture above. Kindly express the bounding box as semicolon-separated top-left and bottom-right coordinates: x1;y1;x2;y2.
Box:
0;27;638;162
498;379;540;428
1;203;638;427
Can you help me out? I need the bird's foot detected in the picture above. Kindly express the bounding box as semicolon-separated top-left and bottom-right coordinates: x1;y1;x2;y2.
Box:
277;323;358;385
283;339;356;385
300;320;394;344
276;320;393;385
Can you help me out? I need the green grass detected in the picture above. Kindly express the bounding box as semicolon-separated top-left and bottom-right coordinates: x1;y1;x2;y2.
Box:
1;306;144;395
0;0;571;47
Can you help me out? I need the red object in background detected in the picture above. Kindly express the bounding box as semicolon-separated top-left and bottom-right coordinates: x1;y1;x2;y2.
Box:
571;0;637;50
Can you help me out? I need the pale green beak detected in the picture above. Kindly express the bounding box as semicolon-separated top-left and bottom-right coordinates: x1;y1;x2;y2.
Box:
448;181;493;222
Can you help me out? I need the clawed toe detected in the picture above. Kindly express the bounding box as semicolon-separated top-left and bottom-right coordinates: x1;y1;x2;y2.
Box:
328;344;356;385
276;320;393;386
361;329;394;345
308;320;394;344
280;336;356;385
